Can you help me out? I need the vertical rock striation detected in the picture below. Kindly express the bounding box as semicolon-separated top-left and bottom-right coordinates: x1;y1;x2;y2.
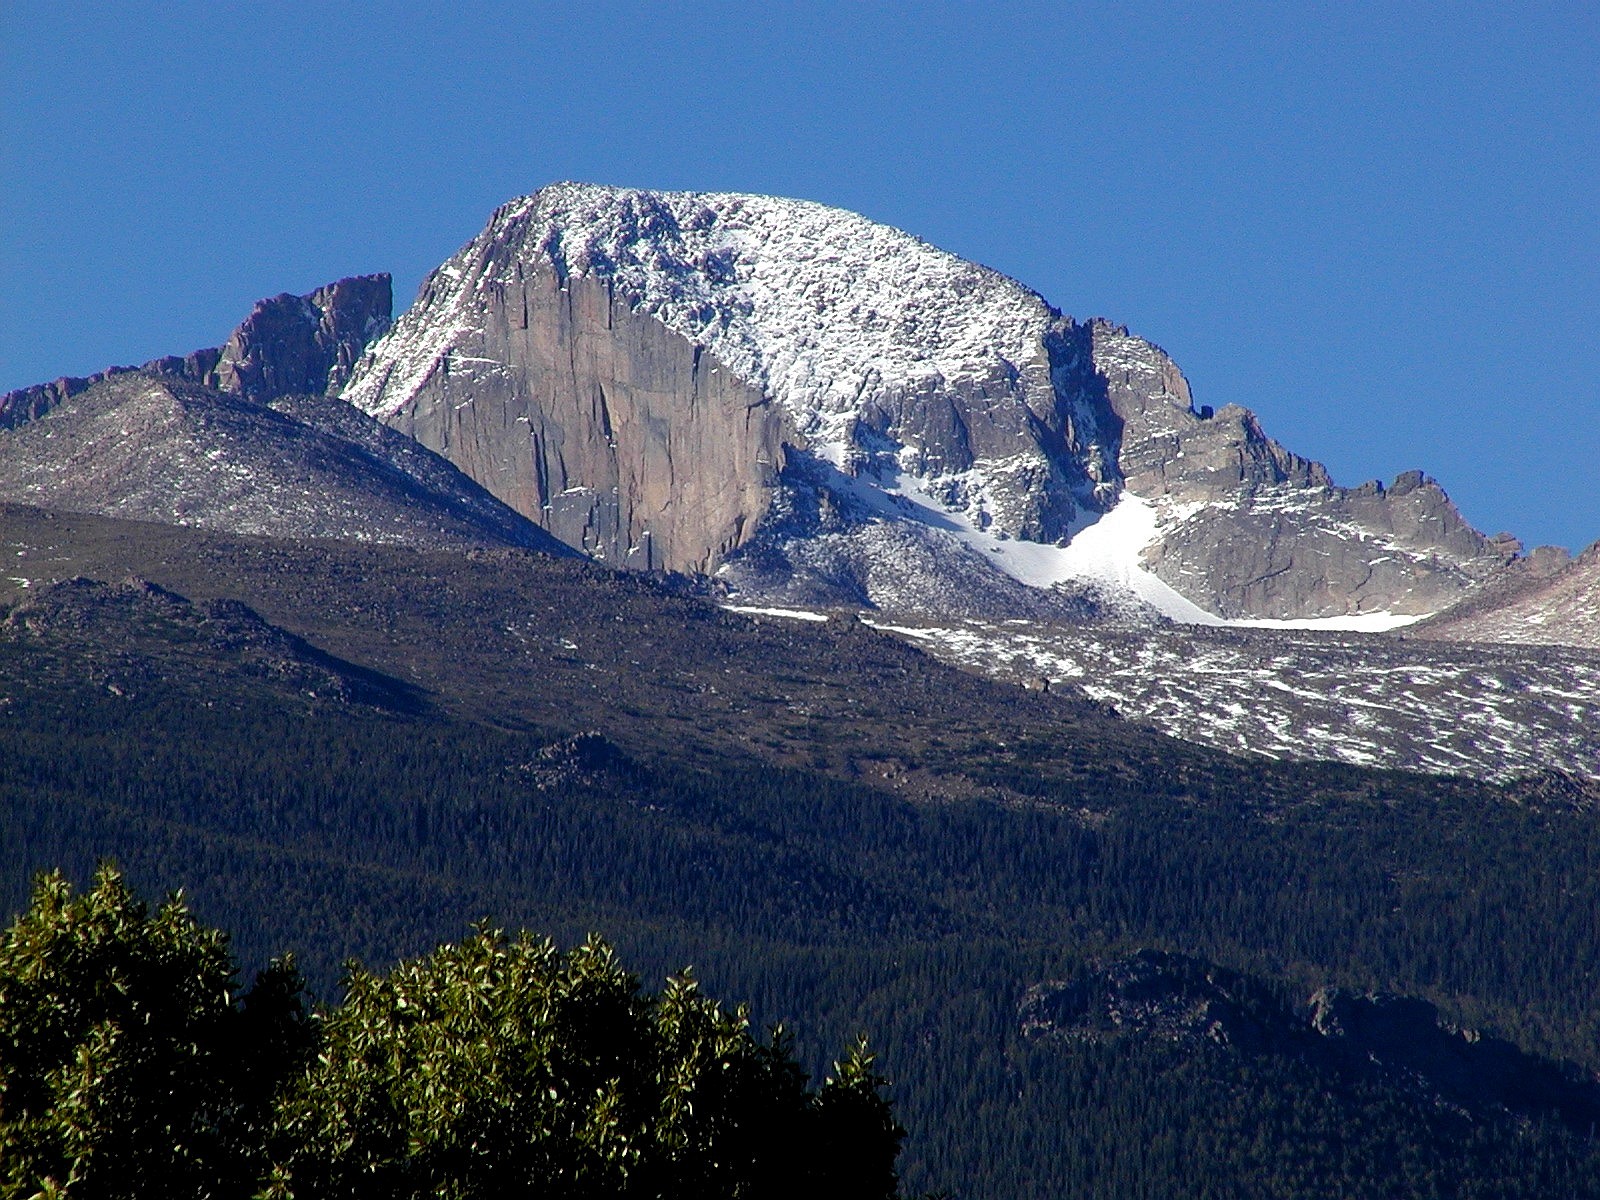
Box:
364;252;784;573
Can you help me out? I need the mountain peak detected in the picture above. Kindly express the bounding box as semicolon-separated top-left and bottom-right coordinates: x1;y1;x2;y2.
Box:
146;271;392;401
352;184;1060;471
343;186;1514;623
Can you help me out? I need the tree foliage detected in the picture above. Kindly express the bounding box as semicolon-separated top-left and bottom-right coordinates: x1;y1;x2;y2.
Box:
0;865;310;1200
9;664;1600;1196
0;872;904;1200
265;927;901;1200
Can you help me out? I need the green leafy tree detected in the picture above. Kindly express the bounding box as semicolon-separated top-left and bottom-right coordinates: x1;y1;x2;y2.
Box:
1;871;906;1199
0;866;311;1200
263;927;903;1200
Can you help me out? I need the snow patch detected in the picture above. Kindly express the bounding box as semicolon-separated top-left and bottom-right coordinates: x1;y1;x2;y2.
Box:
726;605;830;622
1233;612;1422;632
342;183;1446;631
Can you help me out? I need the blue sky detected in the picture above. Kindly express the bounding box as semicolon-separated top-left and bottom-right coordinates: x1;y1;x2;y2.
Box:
4;1;1596;550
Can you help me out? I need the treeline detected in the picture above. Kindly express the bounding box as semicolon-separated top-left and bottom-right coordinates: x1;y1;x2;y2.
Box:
5;673;1600;1195
0;868;903;1200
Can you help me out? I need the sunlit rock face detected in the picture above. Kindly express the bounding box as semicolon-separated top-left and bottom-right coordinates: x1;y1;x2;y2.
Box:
1415;540;1600;650
350;249;786;574
1;274;392;428
1066;320;1515;618
345;184;1514;622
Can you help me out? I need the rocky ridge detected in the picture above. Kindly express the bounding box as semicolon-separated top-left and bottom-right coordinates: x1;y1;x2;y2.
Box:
1020;949;1600;1135
835;610;1600;784
0;274;392;426
343;184;1517;623
1413;541;1600;650
1076;321;1520;618
0;373;562;552
0;276;569;553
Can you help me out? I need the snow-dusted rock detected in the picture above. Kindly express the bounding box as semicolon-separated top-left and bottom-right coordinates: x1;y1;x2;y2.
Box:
1071;322;1517;618
344;184;1516;623
1414;541;1600;650
847;611;1600;784
0;372;562;551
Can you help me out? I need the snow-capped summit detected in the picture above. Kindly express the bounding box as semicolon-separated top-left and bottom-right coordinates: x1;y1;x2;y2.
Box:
343;183;1514;624
344;185;1113;558
353;184;1057;461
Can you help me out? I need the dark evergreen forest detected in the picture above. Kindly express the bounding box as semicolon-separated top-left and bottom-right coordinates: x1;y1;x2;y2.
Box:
3;506;1599;1197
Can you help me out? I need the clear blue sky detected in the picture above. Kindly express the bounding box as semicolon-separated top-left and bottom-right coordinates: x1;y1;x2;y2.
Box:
4;1;1596;550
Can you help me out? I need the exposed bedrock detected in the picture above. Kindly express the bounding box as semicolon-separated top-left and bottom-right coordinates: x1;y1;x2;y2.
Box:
0;274;392;429
167;272;393;400
1063;320;1517;618
345;185;1520;621
376;261;786;574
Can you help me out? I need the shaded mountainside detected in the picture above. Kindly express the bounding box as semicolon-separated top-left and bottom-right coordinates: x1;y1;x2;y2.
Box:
0;373;567;552
3;574;422;711
1021;949;1600;1135
344;184;1516;622
0;501;1544;812
5;506;1600;1197
0;501;1219;803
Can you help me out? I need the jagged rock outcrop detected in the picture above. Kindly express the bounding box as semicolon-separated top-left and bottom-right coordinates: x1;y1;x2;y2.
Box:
0;372;565;552
1057;321;1517;617
0;274;391;432
0;363;156;432
0;274;574;552
1020;949;1600;1133
144;273;393;400
344;185;1516;623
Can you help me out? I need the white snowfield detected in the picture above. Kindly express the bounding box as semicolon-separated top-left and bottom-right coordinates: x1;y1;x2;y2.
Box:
722;603;1600;785
344;183;1420;630
882;483;1416;631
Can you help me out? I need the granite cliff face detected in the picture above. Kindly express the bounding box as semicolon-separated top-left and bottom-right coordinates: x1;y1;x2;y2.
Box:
343;187;1113;580
0;274;560;551
344;185;1514;623
355;244;786;573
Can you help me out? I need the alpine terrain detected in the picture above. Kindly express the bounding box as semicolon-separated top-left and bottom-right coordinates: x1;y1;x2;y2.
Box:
3;182;1599;1200
342;184;1523;625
